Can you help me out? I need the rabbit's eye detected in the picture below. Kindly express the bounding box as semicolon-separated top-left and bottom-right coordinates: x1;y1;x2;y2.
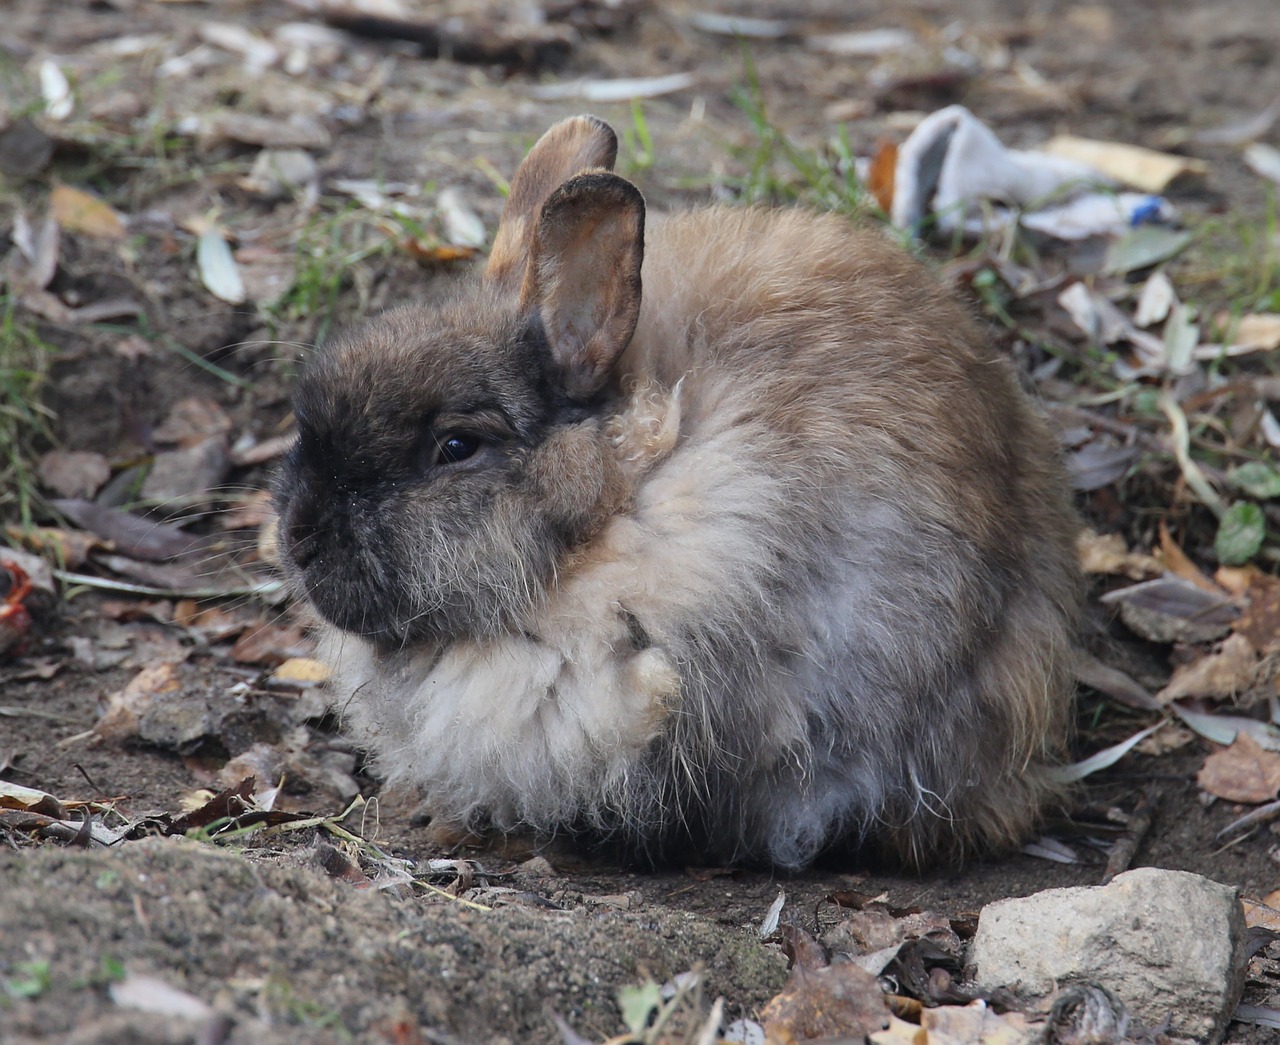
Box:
437;433;480;465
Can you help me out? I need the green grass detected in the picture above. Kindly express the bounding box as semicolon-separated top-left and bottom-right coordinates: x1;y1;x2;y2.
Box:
725;49;871;216
0;295;55;529
269;202;397;346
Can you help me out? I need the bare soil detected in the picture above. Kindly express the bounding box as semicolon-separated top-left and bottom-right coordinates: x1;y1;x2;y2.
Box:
3;1;1280;1043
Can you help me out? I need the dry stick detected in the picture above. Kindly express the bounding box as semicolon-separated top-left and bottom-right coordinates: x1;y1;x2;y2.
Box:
1218;796;1280;839
313;9;572;68
1100;790;1156;885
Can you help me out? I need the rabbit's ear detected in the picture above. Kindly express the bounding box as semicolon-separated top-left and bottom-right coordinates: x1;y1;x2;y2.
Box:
485;115;618;289
519;171;644;401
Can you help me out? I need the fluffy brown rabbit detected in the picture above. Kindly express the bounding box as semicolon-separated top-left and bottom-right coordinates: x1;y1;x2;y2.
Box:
275;115;1081;869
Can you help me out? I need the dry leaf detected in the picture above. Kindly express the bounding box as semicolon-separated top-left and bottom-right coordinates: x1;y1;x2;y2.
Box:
1157;633;1260;703
7;525;100;570
109;974;212;1020
1077;529;1161;579
1100;575;1238;644
1232;313;1280;351
1157;522;1224;594
1234;572;1280;655
199;112;331;150
867;140;898;214
1041;135;1207;192
154;397;234;445
401;239;478;265
1136;722;1195;755
870;1014;929;1045
231;622;313;665
1197;732;1280;804
923;1000;1041;1044
270;657;331;685
196;227;246;305
1244;897;1280;933
1245;143;1280;186
37;450;111;500
436;186;486;248
527;73;698;102
50;184;126;240
95;661;184;741
761;963;891;1045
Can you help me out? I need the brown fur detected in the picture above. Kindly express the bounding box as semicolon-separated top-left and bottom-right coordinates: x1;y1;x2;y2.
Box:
275;116;1081;869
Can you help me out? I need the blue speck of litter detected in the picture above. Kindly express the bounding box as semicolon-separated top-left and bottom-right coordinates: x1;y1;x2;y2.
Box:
1130;197;1165;226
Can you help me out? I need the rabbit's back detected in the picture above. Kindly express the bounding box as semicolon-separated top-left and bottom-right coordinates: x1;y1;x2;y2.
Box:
597;205;1081;865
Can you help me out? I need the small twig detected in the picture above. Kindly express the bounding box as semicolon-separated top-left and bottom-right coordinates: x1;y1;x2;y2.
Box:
1217;797;1280;840
54;569;284;600
1100;790;1156;884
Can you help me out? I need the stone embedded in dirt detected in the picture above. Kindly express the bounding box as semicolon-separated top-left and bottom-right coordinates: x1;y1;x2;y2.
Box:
971;867;1248;1043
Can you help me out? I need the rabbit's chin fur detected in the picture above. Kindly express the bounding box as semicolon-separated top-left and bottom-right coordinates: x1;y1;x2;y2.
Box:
284;153;1080;869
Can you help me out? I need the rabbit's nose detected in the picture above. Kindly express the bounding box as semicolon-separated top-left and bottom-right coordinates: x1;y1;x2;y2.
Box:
286;517;323;569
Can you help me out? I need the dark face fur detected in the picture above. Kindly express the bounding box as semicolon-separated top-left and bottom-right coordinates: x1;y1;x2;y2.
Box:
275;289;610;648
277;132;647;649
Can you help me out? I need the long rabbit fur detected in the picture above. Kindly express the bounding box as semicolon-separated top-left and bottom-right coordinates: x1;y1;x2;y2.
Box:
276;115;1081;869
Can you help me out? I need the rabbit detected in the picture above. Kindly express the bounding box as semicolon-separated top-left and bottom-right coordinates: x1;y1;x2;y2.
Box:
275;114;1081;870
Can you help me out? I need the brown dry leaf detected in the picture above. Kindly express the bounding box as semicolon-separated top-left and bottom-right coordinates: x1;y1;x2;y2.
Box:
761;962;892;1045
7;525;100;569
231;622;313;665
1136;721;1195;755
37;449;111;500
867;140;898;214
1231;313;1280;351
1076;529;1161;579
98;599;174;624
94;661;183;741
176;604;251;643
1157;633;1260;703
0;779;68;818
51;499;208;561
1040;135;1208;192
1234;572;1280;655
153;396;234;446
870;1014;929;1044
1157;522;1223;594
270;657;331;685
401;239;478;265
1216;565;1263;598
1100;576;1238;644
1197;732;1280;804
50;184;126;240
922;1000;1041;1044
1244;897;1280;932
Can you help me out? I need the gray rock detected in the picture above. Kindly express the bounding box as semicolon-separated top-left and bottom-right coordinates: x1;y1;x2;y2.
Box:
971;867;1247;1043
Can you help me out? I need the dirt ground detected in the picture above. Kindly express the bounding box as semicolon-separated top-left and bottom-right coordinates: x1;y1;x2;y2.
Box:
4;1;1280;1042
